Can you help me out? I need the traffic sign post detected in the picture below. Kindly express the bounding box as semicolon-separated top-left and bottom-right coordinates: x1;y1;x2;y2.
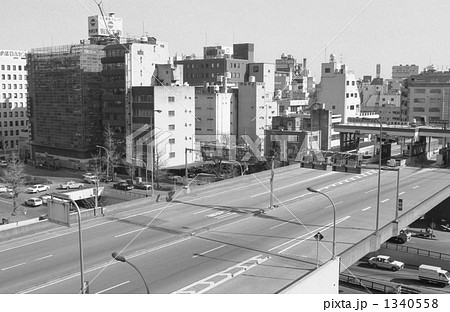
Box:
314;232;324;268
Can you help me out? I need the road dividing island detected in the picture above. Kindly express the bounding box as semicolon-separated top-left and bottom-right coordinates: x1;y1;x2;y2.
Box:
172;254;270;294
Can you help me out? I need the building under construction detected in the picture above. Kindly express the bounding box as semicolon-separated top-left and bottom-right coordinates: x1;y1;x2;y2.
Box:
27;44;105;169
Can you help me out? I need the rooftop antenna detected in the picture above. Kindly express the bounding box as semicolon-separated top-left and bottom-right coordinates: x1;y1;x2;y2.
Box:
324;45;327;62
142;21;145;36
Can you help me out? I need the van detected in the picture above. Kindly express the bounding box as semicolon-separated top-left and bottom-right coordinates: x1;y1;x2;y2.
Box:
419;264;450;287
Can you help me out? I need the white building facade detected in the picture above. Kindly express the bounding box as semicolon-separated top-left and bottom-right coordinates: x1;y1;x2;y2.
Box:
315;54;360;123
0;50;29;158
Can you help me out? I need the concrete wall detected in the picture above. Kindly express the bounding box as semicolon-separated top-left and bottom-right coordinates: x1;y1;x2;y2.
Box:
279;257;340;294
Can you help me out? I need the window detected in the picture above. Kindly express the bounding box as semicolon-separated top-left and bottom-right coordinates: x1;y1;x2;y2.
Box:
413;98;425;103
430;89;442;93
414;89;426;93
168;96;175;102
346;93;349;98
346;81;349;85
169;138;175;144
168;110;175;116
413;107;425;112
429;107;440;112
168;124;175;130
350;105;355;110
325;68;331;73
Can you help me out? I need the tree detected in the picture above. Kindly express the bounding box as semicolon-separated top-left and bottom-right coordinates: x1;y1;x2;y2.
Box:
102;124;124;180
0;153;27;216
153;148;168;189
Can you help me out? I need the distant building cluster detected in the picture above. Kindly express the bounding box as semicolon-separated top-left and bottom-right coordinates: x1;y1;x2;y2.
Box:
1;11;450;171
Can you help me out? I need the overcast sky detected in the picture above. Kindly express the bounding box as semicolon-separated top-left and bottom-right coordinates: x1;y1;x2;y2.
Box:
3;0;449;80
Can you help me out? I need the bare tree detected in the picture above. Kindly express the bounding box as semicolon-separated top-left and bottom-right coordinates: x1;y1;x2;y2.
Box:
0;153;27;216
102;124;124;181
153;148;169;189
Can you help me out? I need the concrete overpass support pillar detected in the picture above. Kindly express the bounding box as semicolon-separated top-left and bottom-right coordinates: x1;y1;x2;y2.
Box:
369;232;381;252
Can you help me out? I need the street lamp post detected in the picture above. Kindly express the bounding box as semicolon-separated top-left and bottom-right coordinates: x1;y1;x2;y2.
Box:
307;187;336;259
111;252;150;294
359;117;382;235
381;166;401;223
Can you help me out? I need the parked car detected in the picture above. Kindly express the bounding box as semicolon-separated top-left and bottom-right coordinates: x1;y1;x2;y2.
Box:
368;255;404;271
25;197;43;207
113;182;133;191
0;185;13;193
387;229;411;244
39;194;53;205
0;160;8;167
60;181;84;189
134;182;152;190
27;184;50;193
84;174;99;184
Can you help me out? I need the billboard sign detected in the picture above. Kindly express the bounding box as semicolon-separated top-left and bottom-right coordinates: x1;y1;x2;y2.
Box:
88;15;123;37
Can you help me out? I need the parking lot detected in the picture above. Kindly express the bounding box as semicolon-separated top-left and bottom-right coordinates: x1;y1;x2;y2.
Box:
0;165;177;224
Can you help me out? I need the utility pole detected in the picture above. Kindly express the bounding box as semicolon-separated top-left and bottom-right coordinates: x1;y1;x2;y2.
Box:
269;157;274;209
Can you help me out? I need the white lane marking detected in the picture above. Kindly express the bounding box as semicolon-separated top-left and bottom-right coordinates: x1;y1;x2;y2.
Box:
362;207;371;211
251;172;335;197
193;208;214;215
215;212;236;220
281;193;308;203
0;207;164;254
95;281;130;294
2;262;26;271
381;199;390;203
365;188;377;193
173;254;270;294
268;216;350;252
412;185;420;189
19;237;191;293
192;244;227;258
270;218;297;230
32;255;53;262
277;216;351;254
399;192;405;195
325;201;343;209
114;228;143;238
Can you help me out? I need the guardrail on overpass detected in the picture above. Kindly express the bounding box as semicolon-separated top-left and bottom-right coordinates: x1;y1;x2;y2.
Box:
338;182;450;272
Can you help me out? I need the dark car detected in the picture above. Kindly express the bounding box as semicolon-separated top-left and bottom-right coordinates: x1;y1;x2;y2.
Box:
113;182;133;191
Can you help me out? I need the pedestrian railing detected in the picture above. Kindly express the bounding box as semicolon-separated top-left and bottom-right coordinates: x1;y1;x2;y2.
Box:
339;274;420;294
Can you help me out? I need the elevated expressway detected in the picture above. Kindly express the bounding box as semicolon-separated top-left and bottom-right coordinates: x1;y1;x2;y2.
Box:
0;164;448;293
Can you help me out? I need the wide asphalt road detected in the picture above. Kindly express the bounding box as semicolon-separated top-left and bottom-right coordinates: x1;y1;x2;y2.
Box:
0;164;447;293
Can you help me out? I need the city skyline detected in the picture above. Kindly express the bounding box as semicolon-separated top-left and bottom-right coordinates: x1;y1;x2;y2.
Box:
3;0;450;80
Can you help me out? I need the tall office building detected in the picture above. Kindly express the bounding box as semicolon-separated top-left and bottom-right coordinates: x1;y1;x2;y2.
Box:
27;44;105;169
0;50;29;159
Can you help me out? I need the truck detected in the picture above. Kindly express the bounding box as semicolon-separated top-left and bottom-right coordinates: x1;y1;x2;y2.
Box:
418;264;450;287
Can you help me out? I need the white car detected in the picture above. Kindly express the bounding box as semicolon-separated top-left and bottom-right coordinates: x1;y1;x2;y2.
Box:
60;181;84;189
25;197;43;207
27;184;50;193
84;174;99;184
368;255;405;271
39;194;53;205
0;185;13;193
